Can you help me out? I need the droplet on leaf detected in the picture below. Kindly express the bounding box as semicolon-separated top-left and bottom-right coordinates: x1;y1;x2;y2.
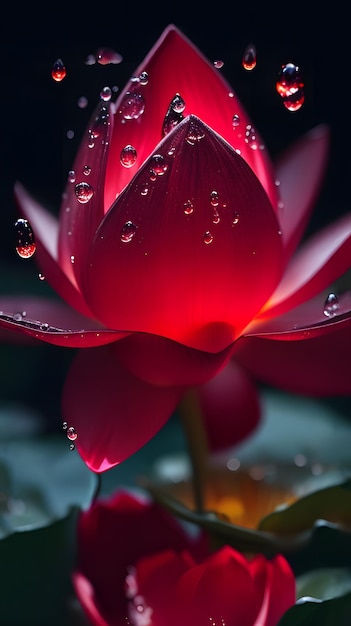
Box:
14;218;36;258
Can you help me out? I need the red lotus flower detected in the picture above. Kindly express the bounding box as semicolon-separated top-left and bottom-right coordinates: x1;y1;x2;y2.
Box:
1;24;351;471
72;489;295;626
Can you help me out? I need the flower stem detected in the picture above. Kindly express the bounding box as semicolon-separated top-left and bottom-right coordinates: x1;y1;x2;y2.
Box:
178;388;209;514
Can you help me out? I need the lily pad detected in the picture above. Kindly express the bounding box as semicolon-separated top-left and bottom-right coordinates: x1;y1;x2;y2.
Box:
278;591;351;625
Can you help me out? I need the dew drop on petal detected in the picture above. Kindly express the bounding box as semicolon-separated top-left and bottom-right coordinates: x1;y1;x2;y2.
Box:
203;231;214;244
242;44;256;70
232;211;240;226
14;218;36;258
162;93;185;136
138;71;149;85
75;182;94;203
51;58;66;82
83;165;91;176
245;124;260;150
232;114;240;128
119;91;145;120
120;144;137;168
210;190;219;207
150;154;168;176
67;426;77;441
68;170;76;183
323;293;339;317
183;200;194;215
96;47;123;65
120;221;137;242
100;86;112;102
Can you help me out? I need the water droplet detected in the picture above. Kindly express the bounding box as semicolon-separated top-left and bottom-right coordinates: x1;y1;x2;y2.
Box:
51;58;66;82
68;170;76;183
323;293;339;317
100;86;112;102
210;190;219;207
212;211;220;224
276;63;304;111
75;182;94;203
120;221;137;242
150;154;168;176
140;184;149;196
213;59;224;69
62;421;68;430
185;121;205;145
203;231;213;244
245;124;261;150
183;200;194;215
70;255;75;264
162;94;185;136
88;106;110;143
14;218;36;258
120;145;137;168
83;165;91;176
96;47;123;65
242;44;256;70
77;96;88;109
119;91;145;120
138;71;149;86
232;114;240;128
38;273;45;281
13;312;23;321
69;443;75;451
232;211;240;225
67;426;77;441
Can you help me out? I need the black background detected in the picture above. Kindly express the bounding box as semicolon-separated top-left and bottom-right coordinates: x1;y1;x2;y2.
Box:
0;3;349;422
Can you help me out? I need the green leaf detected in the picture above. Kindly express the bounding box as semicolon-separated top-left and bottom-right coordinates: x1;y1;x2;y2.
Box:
278;591;351;625
297;567;351;601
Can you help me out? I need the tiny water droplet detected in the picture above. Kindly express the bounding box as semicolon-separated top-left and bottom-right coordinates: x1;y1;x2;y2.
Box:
67;426;77;441
51;58;66;82
68;170;76;183
75;182;94;203
210;190;219;207
150;154;168;175
232;114;240;128
138;71;149;85
232;211;240;225
120;221;137;242
119;91;145;120
213;59;224;69
62;421;68;430
242;44;256;70
120;145;137;168
140;185;149;196
162;93;185;135
183;200;194;215
100;86;112;102
38;273;45;281
323;293;339;317
69;443;75;451
245;125;260;150
66;129;74;139
203;231;214;245
14;218;36;258
83;165;91;176
96;47;123;65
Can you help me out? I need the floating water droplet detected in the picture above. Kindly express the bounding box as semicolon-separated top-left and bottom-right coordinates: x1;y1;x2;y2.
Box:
38;273;45;281
67;426;77;441
150;154;168;176
119;91;145;120
120;145;137;168
213;59;224;69
69;443;75;451
210;190;219;207
14;218;36;258
276;63;304;111
77;96;88;109
232;114;240;128
83;165;91;176
96;47;123;65
183;200;194;215
162;94;185;136
203;231;213;244
68;170;76;183
242;44;256;70
323;293;339;317
75;182;94;203
51;58;66;82
100;86;112;102
120;221;137;242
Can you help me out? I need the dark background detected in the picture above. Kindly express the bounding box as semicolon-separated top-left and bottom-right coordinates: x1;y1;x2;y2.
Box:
0;4;349;424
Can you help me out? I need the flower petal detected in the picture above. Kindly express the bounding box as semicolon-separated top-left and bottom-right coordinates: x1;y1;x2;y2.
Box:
235;293;351;394
71;572;108;626
260;212;351;319
275;124;330;263
58;102;113;290
0;296;128;347
196;360;261;451
14;182;93;318
105;24;279;211
261;555;296;626
62;345;183;471
85;116;283;352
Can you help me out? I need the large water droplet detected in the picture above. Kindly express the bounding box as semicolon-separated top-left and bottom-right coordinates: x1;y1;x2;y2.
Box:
242;44;256;70
162;94;185;136
323;293;340;317
14;218;36;258
120;145;137;168
150;154;168;176
119;92;145;120
100;86;112;102
185;121;205;145
75;182;94;203
276;63;304;111
67;426;77;441
120;221;137;242
51;58;66;82
96;47;123;65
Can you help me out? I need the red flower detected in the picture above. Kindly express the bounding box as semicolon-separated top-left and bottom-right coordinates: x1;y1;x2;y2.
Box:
73;490;295;626
1;25;351;470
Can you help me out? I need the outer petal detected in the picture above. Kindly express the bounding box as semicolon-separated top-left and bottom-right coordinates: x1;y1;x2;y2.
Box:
259;555;296;626
105;24;279;211
259;213;351;319
61;344;183;472
234;294;351;395
275;124;330;263
14;182;94;318
85;116;283;353
0;296;128;347
58;101;113;290
196;359;261;451
72;573;109;626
